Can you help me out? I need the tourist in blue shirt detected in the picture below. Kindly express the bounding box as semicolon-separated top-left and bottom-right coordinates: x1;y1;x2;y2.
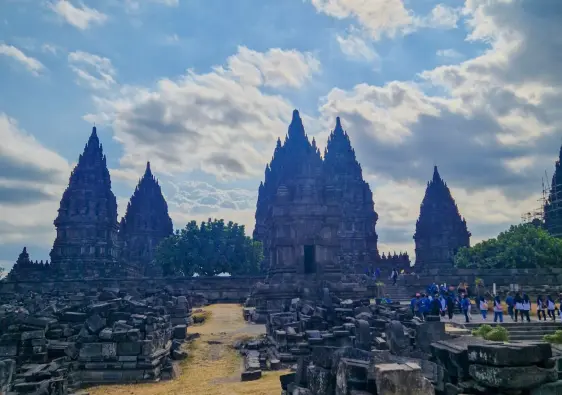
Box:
411;293;422;319
461;294;471;323
420;293;430;320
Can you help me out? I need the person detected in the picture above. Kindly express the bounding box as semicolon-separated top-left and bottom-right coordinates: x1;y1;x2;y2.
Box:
430;294;441;316
537;295;547;321
506;292;515;320
391;268;398;285
547;295;556;321
375;267;381;280
446;292;455;320
411;293;422;319
461;293;471;323
493;295;503;323
514;292;523;322
521;294;531;322
439;294;447;318
479;296;488;320
420;293;430;320
384;294;393;304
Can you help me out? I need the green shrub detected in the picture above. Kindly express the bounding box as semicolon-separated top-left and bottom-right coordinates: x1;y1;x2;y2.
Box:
471;324;509;342
471;324;493;337
544;330;562;344
485;327;509;342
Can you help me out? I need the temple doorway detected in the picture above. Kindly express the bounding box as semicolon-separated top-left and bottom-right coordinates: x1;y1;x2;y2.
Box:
304;245;316;274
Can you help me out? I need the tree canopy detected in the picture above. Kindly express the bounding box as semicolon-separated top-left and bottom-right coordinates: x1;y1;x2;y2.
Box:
154;218;263;277
454;223;562;269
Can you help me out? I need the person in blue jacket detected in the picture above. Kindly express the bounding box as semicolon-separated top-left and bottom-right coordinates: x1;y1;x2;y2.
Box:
420;293;430;320
461;293;471;323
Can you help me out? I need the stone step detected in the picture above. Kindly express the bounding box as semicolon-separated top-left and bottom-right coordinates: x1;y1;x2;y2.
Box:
464;322;562;328
509;334;551;341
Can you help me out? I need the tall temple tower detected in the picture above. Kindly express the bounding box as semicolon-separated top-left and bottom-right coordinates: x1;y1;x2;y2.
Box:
50;127;120;276
544;144;562;237
413;166;470;271
119;162;174;275
323;117;379;272
257;110;342;280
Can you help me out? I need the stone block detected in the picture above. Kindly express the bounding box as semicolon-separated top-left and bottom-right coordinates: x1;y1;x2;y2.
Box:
467;342;552;367
531;380;562;395
241;370;262;381
172;325;187;340
374;363;435;395
117;342;142;356
307;365;333;395
469;363;557;390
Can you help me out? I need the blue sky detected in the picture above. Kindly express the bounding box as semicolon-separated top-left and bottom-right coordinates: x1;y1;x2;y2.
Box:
1;0;560;271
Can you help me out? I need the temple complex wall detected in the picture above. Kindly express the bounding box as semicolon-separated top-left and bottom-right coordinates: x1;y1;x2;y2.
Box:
3;268;562;301
0;275;265;303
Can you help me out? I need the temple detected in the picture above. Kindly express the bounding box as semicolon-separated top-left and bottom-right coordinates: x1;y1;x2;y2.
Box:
413;166;471;270
324;117;380;272
251;111;374;321
119;162;174;275
254;112;388;275
8;247;51;281
49;127;121;277
544;145;562;237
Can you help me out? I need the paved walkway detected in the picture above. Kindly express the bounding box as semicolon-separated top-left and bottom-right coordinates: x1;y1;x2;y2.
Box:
439;312;560;325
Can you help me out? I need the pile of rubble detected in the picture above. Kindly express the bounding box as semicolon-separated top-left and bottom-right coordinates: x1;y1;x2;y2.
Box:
243;287;562;394
433;337;562;394
0;288;194;394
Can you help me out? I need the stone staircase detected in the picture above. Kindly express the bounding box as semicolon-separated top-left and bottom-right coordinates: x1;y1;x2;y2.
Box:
463;321;562;342
377;281;412;302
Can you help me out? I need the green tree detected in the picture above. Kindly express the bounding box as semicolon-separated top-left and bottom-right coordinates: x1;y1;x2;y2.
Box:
154;218;263;276
454;223;562;269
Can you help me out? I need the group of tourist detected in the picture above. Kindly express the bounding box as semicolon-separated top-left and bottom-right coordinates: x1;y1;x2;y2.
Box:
366;267;401;285
412;282;562;324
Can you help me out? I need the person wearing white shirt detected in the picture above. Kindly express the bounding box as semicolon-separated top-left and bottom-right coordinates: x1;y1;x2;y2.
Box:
479;297;488;320
493;296;503;323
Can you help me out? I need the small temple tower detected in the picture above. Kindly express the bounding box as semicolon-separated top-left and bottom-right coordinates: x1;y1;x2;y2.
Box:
119;162;174;275
413;166;470;271
544;144;562;237
323;117;379;272
50;127;120;276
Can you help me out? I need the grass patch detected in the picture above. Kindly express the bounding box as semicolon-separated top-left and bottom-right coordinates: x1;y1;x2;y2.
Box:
472;324;509;342
192;309;212;325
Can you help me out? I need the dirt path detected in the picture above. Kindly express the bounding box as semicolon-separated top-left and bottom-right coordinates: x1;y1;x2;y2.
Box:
88;304;286;395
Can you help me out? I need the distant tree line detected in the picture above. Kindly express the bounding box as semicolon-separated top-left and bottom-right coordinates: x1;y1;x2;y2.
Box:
154;218;263;276
454;223;562;269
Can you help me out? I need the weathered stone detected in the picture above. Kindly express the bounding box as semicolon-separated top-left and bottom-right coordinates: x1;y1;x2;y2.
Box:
469;363;557;389
467;342;552;367
374;363;434;395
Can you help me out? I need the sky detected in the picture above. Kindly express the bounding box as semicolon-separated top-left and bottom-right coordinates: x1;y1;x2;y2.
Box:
1;0;561;271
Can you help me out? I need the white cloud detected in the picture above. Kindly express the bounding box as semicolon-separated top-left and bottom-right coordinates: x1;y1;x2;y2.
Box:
85;46;321;180
0;44;45;76
49;0;107;30
68;50;116;90
336;27;380;64
41;43;60;55
0;113;70;247
414;4;461;29
436;48;463;60
310;0;460;40
310;0;413;40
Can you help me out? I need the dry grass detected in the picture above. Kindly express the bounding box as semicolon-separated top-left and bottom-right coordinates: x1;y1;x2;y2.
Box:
192;309;212;325
88;304;288;395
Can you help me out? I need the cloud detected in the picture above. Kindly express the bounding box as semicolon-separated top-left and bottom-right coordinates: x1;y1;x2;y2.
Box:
68;50;116;90
310;1;460;40
0;44;45;76
48;0;107;30
167;181;256;214
0;113;70;246
41;43;60;55
85;46;321;180
436;48;463;60
336;27;380;64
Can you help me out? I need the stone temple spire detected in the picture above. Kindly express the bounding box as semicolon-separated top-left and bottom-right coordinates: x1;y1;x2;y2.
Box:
50;126;120;276
544;143;562;237
323;117;379;271
119;161;173;275
414;166;470;271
